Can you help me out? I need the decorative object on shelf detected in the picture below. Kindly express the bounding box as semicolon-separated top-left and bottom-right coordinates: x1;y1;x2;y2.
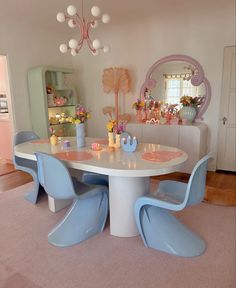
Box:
56;1;111;56
49;127;58;145
179;96;204;123
121;132;138;153
54;96;67;106
132;99;145;122
140;54;211;121
103;67;131;125
179;106;197;124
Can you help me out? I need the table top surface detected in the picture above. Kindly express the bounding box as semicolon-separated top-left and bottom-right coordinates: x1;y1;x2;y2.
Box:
14;137;188;177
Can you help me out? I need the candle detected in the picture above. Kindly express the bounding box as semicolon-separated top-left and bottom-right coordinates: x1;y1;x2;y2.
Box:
91;143;101;151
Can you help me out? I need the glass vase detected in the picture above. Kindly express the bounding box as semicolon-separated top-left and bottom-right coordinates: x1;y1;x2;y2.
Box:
108;132;114;147
76;123;85;148
115;134;121;148
179;106;197;123
50;134;58;145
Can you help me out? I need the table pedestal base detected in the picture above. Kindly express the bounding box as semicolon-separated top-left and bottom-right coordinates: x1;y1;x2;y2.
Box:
109;176;150;237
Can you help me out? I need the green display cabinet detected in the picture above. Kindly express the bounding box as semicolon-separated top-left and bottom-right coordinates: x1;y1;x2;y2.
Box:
28;66;77;138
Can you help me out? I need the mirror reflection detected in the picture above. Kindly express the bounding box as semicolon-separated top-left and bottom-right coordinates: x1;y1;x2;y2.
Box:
145;61;205;105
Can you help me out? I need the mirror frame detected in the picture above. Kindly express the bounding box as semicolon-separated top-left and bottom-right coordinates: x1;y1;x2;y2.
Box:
140;54;211;120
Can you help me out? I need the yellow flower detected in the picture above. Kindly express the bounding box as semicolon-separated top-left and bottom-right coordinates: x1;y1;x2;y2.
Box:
75;119;81;124
87;113;91;119
106;119;116;132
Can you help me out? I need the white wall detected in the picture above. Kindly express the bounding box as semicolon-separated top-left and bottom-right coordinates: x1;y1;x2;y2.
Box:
0;19;72;133
72;1;235;170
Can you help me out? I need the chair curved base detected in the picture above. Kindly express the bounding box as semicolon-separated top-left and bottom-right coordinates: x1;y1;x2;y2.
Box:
24;184;45;204
15;165;41;204
139;206;206;257
48;191;108;247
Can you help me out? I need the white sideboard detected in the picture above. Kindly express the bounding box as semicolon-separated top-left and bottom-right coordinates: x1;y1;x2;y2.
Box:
127;123;208;173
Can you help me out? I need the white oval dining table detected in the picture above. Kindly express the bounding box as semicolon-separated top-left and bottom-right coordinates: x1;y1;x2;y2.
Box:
14;137;188;237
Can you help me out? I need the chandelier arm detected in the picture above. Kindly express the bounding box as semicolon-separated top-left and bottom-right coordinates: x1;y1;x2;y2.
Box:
75;13;84;27
77;22;85;46
86;37;96;53
75;42;84;53
85;22;96;52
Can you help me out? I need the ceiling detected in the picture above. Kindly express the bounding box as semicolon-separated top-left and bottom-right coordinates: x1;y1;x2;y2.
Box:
0;0;225;33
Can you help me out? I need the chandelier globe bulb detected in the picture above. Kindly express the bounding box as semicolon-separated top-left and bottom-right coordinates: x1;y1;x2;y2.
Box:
68;19;76;28
103;45;110;53
102;14;110;24
57;12;65;23
69;39;78;49
59;44;68;53
91;6;101;17
92;39;101;49
67;5;77;16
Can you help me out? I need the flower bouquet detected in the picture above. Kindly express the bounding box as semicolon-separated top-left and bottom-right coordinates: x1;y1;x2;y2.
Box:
180;96;204;109
70;104;91;148
71;104;91;124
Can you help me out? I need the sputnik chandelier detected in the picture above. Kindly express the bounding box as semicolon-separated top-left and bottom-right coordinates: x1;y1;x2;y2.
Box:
56;1;111;56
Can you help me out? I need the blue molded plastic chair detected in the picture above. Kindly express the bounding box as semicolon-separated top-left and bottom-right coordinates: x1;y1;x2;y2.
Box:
35;152;109;247
82;172;108;187
13;131;43;204
134;155;212;257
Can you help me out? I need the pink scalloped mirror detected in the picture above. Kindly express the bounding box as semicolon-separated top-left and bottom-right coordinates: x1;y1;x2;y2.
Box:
140;55;211;120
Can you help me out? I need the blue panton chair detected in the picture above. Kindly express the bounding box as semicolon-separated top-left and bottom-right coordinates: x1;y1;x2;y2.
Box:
35;152;109;247
134;155;212;257
13;131;43;204
82;172;108;187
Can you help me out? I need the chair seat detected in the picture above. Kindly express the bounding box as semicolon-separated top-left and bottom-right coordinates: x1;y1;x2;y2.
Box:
134;155;212;257
36;152;109;247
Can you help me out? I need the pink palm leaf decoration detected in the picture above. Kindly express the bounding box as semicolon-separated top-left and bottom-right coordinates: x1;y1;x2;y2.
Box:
102;67;131;124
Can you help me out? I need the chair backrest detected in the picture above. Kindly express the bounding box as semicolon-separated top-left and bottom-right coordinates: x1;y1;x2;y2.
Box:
183;155;212;207
13;131;40;166
35;152;76;200
14;131;39;146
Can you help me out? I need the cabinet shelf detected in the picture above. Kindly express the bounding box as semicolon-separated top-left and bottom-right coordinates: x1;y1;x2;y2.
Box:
28;66;77;138
48;105;76;108
49;122;73;126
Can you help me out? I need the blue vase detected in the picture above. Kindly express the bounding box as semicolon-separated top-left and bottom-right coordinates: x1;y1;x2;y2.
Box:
76;123;85;148
179;106;197;123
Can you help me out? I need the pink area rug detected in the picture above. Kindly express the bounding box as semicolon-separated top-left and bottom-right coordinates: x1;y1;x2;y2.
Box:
0;181;235;288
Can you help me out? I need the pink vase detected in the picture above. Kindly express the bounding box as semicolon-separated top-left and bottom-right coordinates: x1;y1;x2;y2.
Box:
136;110;142;122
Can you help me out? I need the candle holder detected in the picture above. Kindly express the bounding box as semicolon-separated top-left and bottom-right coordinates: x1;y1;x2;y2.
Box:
121;132;138;152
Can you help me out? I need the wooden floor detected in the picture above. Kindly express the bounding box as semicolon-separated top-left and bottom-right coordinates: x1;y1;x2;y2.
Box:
0;162;235;206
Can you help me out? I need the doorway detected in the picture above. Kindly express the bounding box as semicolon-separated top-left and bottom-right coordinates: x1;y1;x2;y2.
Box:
0;55;14;162
217;46;236;172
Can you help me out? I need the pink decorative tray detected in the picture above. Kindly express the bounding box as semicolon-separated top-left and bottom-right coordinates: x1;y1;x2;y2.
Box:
141;151;183;162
